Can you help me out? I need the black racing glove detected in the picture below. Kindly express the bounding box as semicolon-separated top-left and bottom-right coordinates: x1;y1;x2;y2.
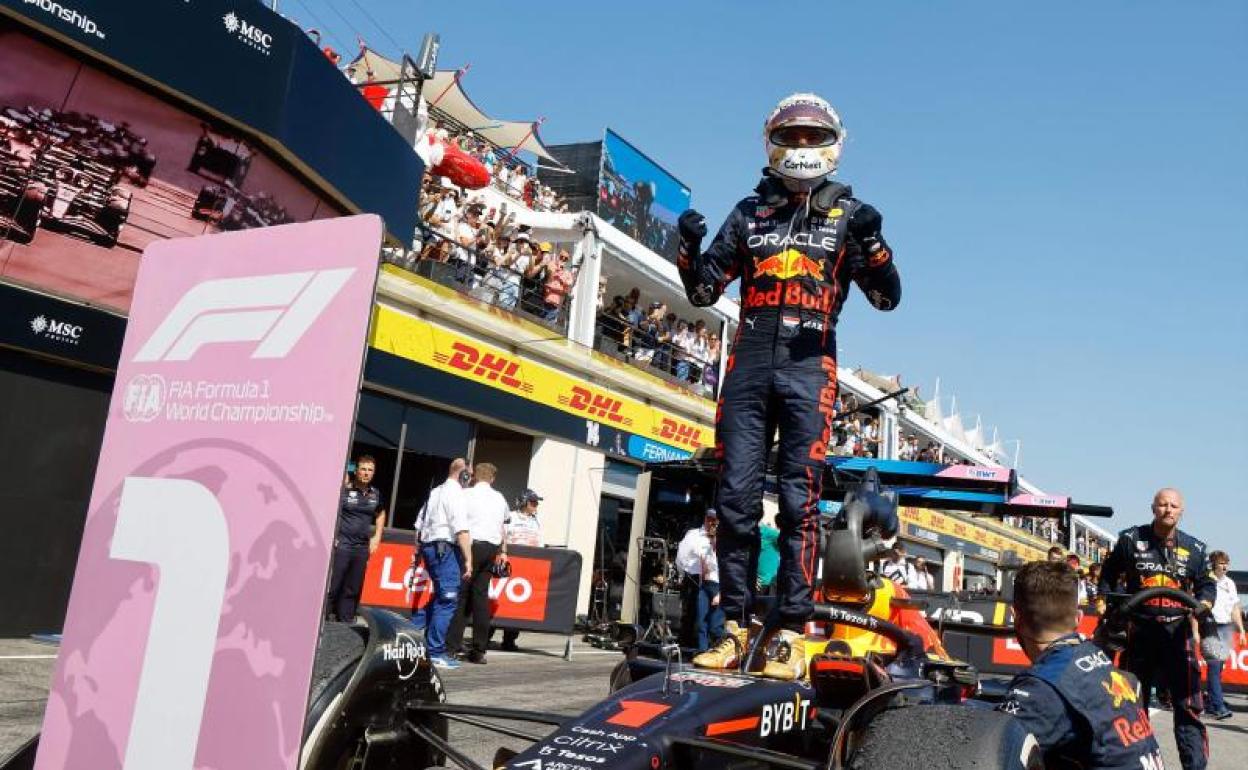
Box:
847;203;883;241
677;209;708;269
678;209;707;244
848;203;891;269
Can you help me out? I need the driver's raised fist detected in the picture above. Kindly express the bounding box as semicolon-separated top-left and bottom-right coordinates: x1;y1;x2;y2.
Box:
678;209;708;243
848;203;884;240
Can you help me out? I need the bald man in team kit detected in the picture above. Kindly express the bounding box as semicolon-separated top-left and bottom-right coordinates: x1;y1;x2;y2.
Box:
1098;488;1216;770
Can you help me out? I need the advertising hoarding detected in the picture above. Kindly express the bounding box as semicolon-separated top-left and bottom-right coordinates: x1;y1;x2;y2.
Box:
361;531;583;634
35;216;382;770
596;129;691;261
367;300;707;458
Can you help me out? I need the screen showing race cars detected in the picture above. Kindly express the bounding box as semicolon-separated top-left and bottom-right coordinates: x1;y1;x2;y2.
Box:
0;20;343;313
596;128;691;262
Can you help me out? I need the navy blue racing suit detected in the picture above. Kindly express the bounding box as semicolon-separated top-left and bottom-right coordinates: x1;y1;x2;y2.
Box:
328;483;384;622
998;635;1165;769
1098;525;1216;770
677;172;901;629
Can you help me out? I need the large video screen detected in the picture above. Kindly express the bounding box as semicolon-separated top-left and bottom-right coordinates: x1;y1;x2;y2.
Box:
0;21;343;313
596;129;691;261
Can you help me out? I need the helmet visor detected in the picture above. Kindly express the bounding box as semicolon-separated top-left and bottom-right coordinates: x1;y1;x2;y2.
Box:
769;124;839;148
767;99;841;145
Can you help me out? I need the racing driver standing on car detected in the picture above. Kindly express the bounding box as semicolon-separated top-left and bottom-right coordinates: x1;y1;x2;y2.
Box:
1097;487;1216;770
677;93;901;680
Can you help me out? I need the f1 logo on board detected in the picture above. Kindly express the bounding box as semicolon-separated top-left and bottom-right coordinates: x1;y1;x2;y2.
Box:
133;269;354;362
562;385;630;425
436;342;534;393
658;418;703;448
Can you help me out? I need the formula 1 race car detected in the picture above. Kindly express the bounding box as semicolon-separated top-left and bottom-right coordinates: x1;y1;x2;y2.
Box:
288;459;1127;770
0;145;43;244
29;145;132;248
0;458;1115;770
188;124;254;185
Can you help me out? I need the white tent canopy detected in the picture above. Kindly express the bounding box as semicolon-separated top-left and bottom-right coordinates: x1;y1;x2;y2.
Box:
345;48;564;166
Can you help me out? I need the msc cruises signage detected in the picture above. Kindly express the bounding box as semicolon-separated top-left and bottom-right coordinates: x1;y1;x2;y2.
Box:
0;282;125;369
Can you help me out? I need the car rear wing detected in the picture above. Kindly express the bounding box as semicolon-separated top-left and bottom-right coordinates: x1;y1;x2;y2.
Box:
822;458;1112;526
643;456;1111;525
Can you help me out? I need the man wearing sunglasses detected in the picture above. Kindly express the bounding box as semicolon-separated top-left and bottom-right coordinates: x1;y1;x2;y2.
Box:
676;93;901;680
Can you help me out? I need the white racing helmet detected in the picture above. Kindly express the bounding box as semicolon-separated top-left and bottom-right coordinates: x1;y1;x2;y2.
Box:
764;93;845;190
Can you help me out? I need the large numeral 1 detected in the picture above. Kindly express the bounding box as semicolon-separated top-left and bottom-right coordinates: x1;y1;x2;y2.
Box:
110;477;229;770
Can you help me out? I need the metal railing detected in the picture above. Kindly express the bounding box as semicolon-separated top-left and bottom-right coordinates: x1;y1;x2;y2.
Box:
384;225;573;333
593;313;719;397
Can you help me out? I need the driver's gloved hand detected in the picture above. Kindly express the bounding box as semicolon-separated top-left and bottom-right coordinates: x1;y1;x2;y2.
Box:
847;204;891;268
677;209;708;269
678;209;708;245
847;203;883;241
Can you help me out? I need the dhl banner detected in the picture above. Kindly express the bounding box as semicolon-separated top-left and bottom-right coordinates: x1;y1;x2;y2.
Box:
900;506;1050;563
370;304;710;452
360;530;583;634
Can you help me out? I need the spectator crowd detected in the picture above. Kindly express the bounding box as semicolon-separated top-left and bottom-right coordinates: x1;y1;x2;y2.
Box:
597;287;721;396
828;392;883;458
387;177;580;326
426;116;569;213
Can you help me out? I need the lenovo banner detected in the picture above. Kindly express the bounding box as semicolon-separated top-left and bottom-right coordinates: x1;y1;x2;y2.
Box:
35;216;382;770
361;528;583;634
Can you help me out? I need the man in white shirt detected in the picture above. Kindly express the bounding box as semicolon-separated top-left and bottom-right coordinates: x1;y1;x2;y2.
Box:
881;542;917;587
447;462;510;664
504;488;544;548
414;458;473;669
676;509;725;651
452;204;482;274
496;489;544;652
908;556;936;592
430;188;460;237
1206;550;1244;720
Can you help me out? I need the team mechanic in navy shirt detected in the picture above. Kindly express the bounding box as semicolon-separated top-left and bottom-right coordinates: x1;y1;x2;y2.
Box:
999;561;1165;770
326;454;387;622
1097;487;1216;770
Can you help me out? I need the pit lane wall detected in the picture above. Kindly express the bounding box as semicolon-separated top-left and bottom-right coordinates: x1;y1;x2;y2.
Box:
359;529;583;634
925;595;1248;694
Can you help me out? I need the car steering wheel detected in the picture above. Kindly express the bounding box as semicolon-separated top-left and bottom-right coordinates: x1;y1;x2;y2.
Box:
1094;586;1205;654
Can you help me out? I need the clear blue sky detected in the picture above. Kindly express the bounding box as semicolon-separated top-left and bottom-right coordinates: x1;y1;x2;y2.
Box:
294;1;1248;561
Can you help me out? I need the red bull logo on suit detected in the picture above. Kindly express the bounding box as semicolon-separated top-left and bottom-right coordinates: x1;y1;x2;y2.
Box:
751;249;825;280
